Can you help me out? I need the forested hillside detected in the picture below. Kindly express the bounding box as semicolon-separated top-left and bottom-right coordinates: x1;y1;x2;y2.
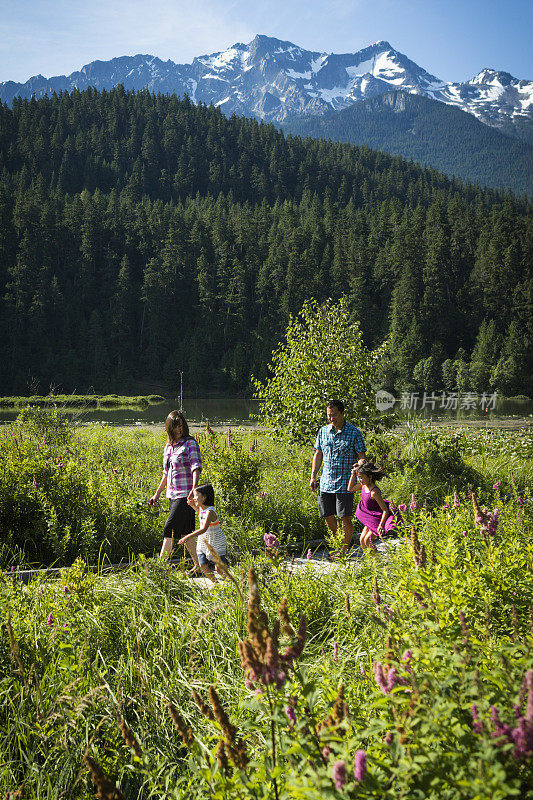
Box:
0;87;531;396
282;91;533;197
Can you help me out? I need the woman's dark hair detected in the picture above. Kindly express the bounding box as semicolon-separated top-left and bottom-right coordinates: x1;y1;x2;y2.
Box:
165;410;190;442
195;483;215;506
326;398;344;413
356;460;385;480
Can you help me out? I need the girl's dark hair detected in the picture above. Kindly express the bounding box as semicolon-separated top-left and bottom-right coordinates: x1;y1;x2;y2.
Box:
165;410;190;442
195;483;215;506
356;460;385;480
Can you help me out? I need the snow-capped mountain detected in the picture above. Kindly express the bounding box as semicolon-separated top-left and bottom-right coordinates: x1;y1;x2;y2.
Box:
1;36;531;134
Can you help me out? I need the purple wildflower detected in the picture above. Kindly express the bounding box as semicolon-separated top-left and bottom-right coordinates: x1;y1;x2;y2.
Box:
511;718;533;759
353;750;367;783
443;503;450;510
333;641;338;663
490;706;512;741
386;667;408;692
462;530;467;537
264;532;280;549
471;704;483;734
359;663;366;675
63;585;69;593
486;508;499;536
410;494;419;511
384;731;393;746
402;649;413;672
332;760;347;790
453;492;461;508
374;662;389;694
285;706;296;726
525;669;533;723
322;745;331;760
46;613;54;626
306;549;312;559
10;566;15;574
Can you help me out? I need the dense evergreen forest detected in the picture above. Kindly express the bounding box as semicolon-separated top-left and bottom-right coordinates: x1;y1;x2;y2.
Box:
0;87;531;397
282;91;533;198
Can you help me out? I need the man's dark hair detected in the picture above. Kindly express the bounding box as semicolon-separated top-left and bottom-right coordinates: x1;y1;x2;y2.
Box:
326;399;344;413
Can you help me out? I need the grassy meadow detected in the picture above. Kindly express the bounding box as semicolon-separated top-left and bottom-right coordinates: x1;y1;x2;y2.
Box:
1;409;533;798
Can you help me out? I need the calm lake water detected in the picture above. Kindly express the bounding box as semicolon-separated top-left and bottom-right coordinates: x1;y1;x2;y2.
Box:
1;396;531;427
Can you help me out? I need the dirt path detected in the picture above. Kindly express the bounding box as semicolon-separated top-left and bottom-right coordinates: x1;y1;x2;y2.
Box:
110;418;531;433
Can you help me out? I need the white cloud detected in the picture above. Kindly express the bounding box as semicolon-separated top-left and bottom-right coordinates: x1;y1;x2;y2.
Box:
0;0;255;81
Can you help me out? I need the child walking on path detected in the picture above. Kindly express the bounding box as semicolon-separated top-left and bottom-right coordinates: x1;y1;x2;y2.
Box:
149;410;202;569
179;483;227;583
347;460;401;551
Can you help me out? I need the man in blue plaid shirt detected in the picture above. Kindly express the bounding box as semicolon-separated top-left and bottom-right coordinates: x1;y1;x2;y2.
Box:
310;399;366;551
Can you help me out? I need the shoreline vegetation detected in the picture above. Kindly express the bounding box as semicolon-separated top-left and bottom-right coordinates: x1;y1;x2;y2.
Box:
0;393;165;409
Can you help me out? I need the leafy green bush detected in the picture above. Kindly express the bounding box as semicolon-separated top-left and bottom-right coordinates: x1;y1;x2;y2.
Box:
199;432;261;517
0;409;160;567
253;297;392;445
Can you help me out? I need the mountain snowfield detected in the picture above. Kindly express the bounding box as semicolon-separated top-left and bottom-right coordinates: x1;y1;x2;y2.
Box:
1;35;531;134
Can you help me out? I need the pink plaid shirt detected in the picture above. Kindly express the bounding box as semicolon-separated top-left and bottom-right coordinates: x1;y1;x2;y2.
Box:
162;438;202;499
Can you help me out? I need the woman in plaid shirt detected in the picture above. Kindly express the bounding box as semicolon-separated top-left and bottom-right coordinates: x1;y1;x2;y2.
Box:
149;410;203;569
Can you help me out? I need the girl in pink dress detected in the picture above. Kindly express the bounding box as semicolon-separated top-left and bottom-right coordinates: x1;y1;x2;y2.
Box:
347;460;401;551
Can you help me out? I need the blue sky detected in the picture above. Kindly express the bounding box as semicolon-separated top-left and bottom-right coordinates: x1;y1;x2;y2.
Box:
1;0;531;84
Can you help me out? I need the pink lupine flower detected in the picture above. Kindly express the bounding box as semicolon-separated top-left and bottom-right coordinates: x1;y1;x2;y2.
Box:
384;731;393;746
359;663;366;675
511;717;533;759
471;704;483;734
46;613;54;626
462;530;467;536
353;750;367;783
493;481;501;490
398;503;407;513
264;532;280;549
63;586;69;593
443;503;450;510
322;745;331;761
332;760;347;790
285;706;296;726
386;667;408;692
402;649;413;671
306;549;312;559
453;492;461;508
374;662;388;694
525;669;533;722
486;509;499;536
410;494;419;511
